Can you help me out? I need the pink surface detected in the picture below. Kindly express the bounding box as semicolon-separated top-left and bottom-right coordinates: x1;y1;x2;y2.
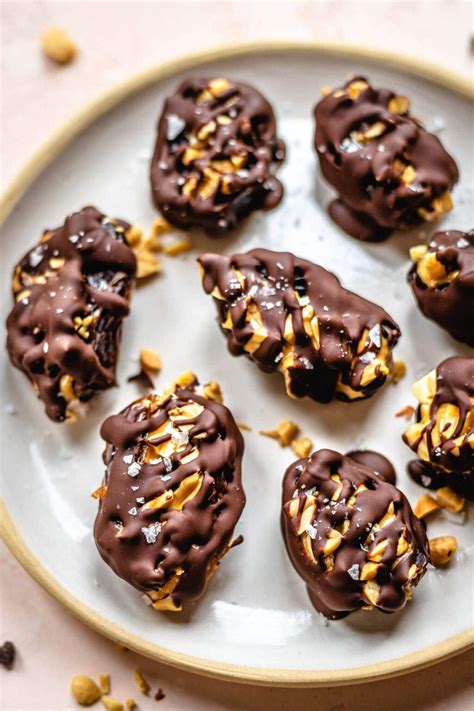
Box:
1;2;473;709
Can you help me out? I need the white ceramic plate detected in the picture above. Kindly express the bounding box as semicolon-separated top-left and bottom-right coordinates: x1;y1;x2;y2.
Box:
1;44;473;686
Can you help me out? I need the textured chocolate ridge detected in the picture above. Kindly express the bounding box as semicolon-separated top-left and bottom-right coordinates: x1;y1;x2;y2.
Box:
314;77;459;241
6;206;136;422
198;248;400;403
403;357;474;499
282;449;429;619
150;77;285;232
408;230;474;347
93;373;245;611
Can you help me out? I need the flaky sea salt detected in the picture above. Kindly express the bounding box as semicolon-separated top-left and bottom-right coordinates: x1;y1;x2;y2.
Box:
348;563;360;580
127;462;141;477
166;113;186;141
171;429;189;447
368;323;382;348
128;507;138;516
141;522;162;544
123;454;133;464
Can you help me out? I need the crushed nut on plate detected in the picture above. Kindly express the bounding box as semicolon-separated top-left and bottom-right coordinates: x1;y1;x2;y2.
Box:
429;535;458;567
70;675;102;706
41;27;77;64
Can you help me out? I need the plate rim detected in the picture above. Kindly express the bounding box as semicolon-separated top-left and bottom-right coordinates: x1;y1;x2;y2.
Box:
1;41;473;687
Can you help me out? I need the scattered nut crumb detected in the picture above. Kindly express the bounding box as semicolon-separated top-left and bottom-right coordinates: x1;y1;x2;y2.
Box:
70;675;102;706
101;697;123;711
320;86;332;96
140;348;162;372
126;225;144;248
291;436;313;459
237;421;252;432
125;700;136;711
150;216;172;238
162;237;193;256
133;668;150;695
435;487;465;513
99;673;110;695
202;381;223;403
260;419;299;447
0;641;16;669
391;360;406;384
155;688;166;701
136;250;162;280
41;27;77;64
413;494;440;519
429;535;458;566
395;405;415;419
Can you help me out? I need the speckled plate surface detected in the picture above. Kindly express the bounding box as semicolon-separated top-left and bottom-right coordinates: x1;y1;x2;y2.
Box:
1;44;473;686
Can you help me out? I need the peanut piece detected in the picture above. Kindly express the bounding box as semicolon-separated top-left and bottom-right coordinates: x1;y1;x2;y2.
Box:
162;238;193;256
413;494;440;519
41;27;77;64
435;487;465;513
291;436;313;459
260;419;299;447
133;668;150;695
98;674;110;695
140;348;162;372
101;698;123;711
70;675;101;706
429;535;457;566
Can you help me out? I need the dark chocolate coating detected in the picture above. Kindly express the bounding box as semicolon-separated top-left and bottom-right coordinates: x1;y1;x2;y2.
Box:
6;206;136;422
198;248;400;403
346;450;396;485
94;375;245;610
403;357;474;499
282;449;429;619
150;77;285;232
408;230;474;347
314;77;459;241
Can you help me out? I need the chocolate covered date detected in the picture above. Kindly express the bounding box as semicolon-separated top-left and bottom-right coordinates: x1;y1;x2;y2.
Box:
403;357;474;499
408;230;474;347
198;248;400;403
6;206;136;422
314;77;458;241
93;372;245;611
281;449;429;619
150;77;285;232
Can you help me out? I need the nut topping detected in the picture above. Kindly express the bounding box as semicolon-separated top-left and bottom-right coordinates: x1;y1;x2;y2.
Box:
314;76;458;241
93;372;245;611
151;77;285;232
282;449;429;619
199;249;400;404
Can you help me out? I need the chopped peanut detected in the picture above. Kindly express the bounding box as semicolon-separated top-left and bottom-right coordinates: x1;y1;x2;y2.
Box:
429;535;457;566
260;420;299;447
413;494;440;519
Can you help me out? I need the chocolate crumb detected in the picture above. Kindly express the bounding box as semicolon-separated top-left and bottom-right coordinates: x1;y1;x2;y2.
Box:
0;641;16;669
154;689;165;701
127;369;155;389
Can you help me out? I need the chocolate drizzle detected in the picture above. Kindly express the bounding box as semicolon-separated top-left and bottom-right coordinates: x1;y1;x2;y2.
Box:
150;77;285;232
6;206;136;422
281;449;429;619
314;77;459;241
403;357;474;499
408;230;474;346
93;375;245;610
346;450;396;485
198;248;400;403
